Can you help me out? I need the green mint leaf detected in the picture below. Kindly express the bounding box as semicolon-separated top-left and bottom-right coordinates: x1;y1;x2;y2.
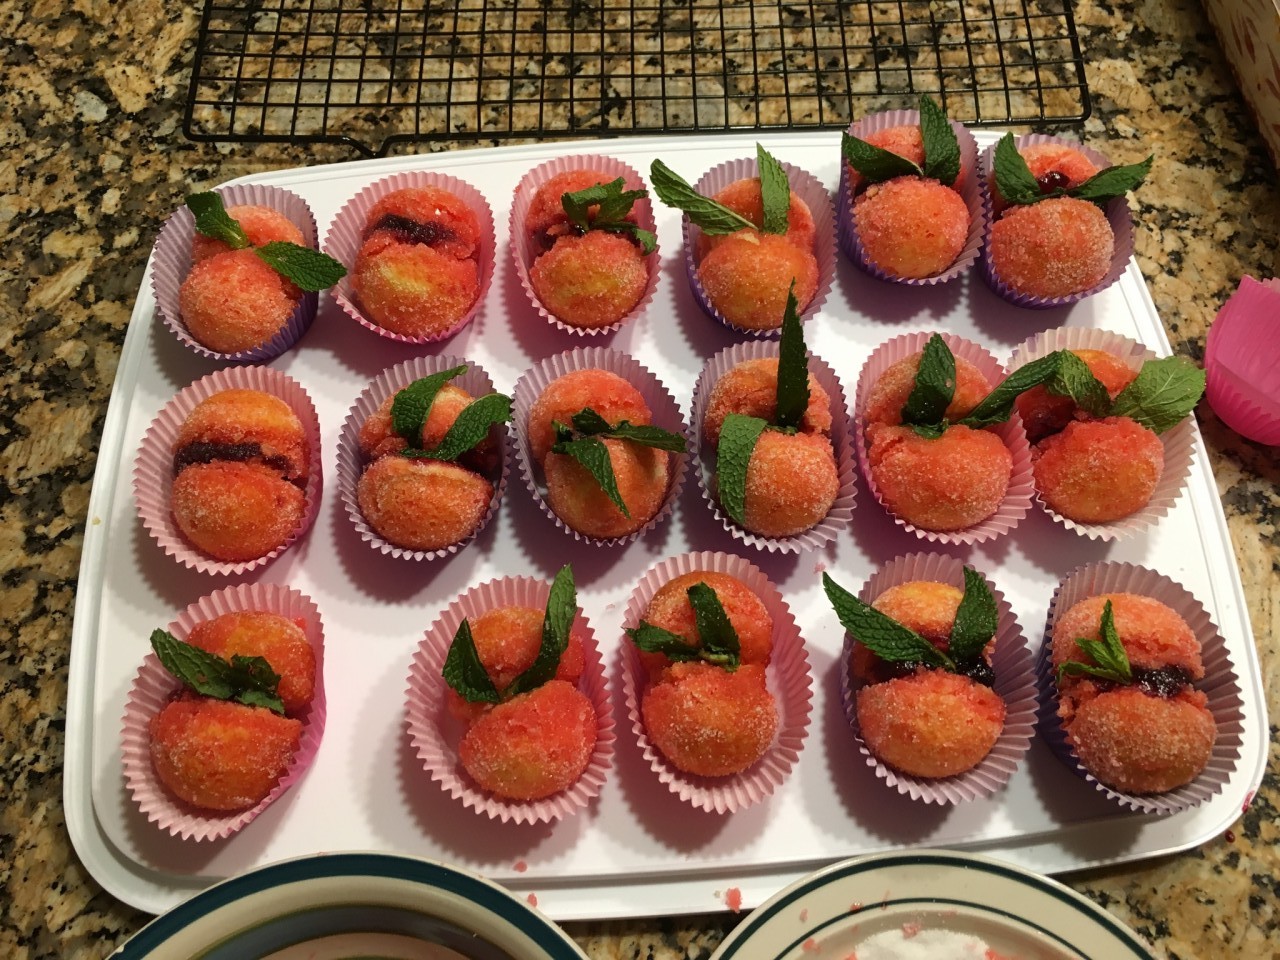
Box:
551;435;629;517
715;413;768;526
596;220;658;256
1109;355;1205;434
650;159;757;236
151;629;235;700
686;582;741;670
603;421;687;452
1057;659;1131;684
571;408;615;436
254;242;347;292
1097;599;1132;682
948;567;999;664
901;333;957;429
506;565;576;697
1070;156;1153;204
840;131;922;185
821;574;954;671
992;134;1042;207
909;422;949;440
756;143;791;235
236;689;286;713
552;419;574;445
959;352;1064;429
626;621;705;663
442;619;502;704
1057;599;1133;686
774;283;810;430
186;192;250;249
408;392;511;462
390;366;468;446
562;177;648;228
1048;351;1112;417
918;95;961;186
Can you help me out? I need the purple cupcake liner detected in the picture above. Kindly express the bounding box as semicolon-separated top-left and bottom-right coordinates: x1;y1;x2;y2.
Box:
681;156;836;336
151;184;319;362
323;172;495;344
979;134;1135;309
835;552;1036;805
1037;562;1244;814
509;154;661;336
689;341;857;553
835;110;984;286
511;348;688;546
336;355;509;561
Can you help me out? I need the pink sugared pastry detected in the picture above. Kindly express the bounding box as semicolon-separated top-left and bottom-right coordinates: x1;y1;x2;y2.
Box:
191;205;305;262
362;186;481;261
638;571;774;677
529;230;648;329
696;230;819;330
526;369;652;465
175;389;309;482
179;249;300;354
356;455;492;551
171;461;305;562
543;437;670;539
988;197;1114;299
703;358;832;446
852;176;969;279
696;178;816;258
738;429;839;538
1032;417;1163;523
524;170;626;251
864;351;993;427
352;233;480;338
1016;349;1138;443
186;612;316;717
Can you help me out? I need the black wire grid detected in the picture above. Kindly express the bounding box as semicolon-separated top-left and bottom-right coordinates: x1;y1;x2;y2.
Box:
185;0;1091;158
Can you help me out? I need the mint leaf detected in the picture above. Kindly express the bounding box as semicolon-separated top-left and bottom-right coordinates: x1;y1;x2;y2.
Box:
1048;351;1112;417
506;565;575;697
571;408;615;436
406;392;511;462
918;95;960;186
774;283;810;430
551;435;628;516
604;422;687;452
562;178;639;229
596;220;658;255
948;568;999;664
255;242;347;292
1057;599;1132;685
650;159;758;236
959;352;1064;429
716;413;768;526
390;366;467;445
756;143;791;235
150;629;285;715
1109;355;1205;434
687;582;741;670
992;134;1042;207
186;192;250;249
909;422;948;440
821;575;954;671
901;334;957;429
442;619;502;704
1070;156;1153;204
226;654;286;715
841;131;922;185
626;621;705;663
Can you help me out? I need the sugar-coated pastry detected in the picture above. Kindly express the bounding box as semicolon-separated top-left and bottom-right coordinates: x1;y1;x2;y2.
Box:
991;143;1100;213
149;697;302;811
849;581;965;686
362;186;481;261
696;230;819;330
988;196;1114;299
638;571;773;677
852;176;969;279
179;249;301;354
171;461;305;562
187;612;316;717
1051;594;1203;679
738;429;839;538
703;358;832;446
543;437;670;539
695;178;816;258
846;125;927;196
352;233;480;339
526;369;652;465
529;230;648;329
1016;348;1138;443
191;204;305;263
175;389;309;482
864;351;992;427
357;382;497;475
1033;417;1163;523
524;170;626;251
356;456;493;551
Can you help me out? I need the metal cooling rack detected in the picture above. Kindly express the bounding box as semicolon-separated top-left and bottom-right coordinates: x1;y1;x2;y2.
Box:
184;0;1091;158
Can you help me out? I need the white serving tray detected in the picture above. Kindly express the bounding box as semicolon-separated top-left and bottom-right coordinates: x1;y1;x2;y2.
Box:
66;133;1268;920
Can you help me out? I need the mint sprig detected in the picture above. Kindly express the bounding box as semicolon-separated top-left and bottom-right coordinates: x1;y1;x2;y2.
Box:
948;568;999;664
186;192;250;249
1048;351;1112;417
626;582;742;670
505;565;576;698
821;575;954;672
555;434;628;516
561;178;658;255
992;134;1043;207
390;366;468;445
650;159;757;236
756;143;791;235
1057;600;1132;685
774;284;811;430
1109;355;1205;435
402;392;513;462
957;352;1066;430
993;133;1152;207
254;242;347;292
150;629;286;715
918;95;961;186
442;619;502;705
1068;156;1153;204
549;408;685;516
715;413;768;526
901;333;957;432
841;131;922;185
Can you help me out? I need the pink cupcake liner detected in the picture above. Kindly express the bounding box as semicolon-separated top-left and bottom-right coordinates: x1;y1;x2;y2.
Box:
1008;327;1197;540
619;551;813;813
1205;275;1280;444
681;156;836;336
323;171;495;344
336;355;509;561
853;331;1034;545
404;575;615;824
1037;562;1243;814
511;347;689;546
120;582;328;841
979;134;1135;309
132;367;324;575
151;184;319;362
689;341;857;553
835;110;985;286
833;552;1036;805
508;154;661;336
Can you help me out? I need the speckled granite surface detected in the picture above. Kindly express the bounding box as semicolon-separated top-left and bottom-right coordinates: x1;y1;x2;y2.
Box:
1;0;1277;957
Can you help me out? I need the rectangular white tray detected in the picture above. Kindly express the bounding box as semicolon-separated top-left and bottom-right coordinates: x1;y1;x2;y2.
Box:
65;132;1268;921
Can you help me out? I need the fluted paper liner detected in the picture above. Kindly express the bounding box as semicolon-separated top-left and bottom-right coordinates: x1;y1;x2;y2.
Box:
689;341;857;553
620;551;813;813
835;109;985;286
1205;276;1280;445
681;156;836;336
336;355;508;560
151;183;320;362
121;583;328;841
132;366;323;575
1037;562;1243;814
511;347;688;545
323;171;495;344
404;576;615;824
853;331;1034;545
1008;327;1197;539
979;134;1135;309
509;154;661;336
834;552;1036;804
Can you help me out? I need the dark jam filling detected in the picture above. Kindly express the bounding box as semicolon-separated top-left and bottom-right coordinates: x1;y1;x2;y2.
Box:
174;442;298;484
1036;170;1071;194
365;213;456;249
1133;666;1192;698
871;658;995;688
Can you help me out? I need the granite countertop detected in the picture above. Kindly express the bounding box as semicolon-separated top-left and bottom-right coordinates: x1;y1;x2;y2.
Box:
2;0;1277;956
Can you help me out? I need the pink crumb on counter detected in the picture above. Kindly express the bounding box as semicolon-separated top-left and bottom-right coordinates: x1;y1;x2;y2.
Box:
513;860;528;873
526;893;538;908
1243;790;1255;811
901;922;921;939
800;908;809;922
850;902;863;913
813;560;827;574
724;887;743;912
802;937;821;952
